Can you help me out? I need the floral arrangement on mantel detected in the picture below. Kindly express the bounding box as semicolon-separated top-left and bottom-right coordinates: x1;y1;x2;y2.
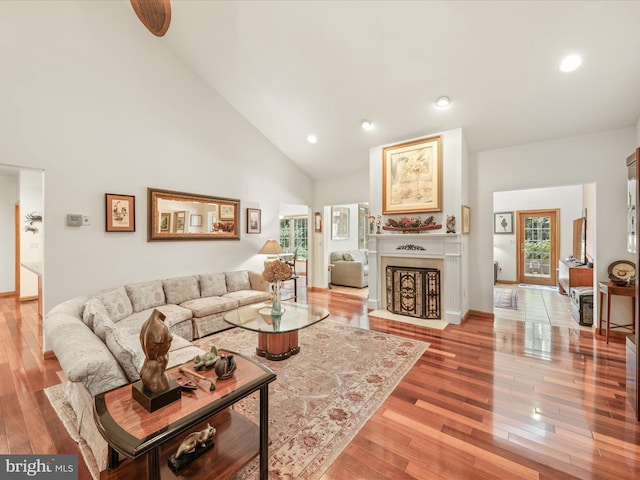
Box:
383;215;442;233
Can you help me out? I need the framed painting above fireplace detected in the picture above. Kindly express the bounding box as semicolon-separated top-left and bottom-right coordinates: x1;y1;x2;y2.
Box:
382;135;442;214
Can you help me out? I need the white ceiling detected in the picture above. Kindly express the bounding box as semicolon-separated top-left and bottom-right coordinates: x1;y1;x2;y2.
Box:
159;1;640;180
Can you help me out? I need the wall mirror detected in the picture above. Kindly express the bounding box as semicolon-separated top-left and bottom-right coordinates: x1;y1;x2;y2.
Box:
147;188;240;241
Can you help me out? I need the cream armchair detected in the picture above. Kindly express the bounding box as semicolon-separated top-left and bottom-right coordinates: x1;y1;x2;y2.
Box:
329;249;369;288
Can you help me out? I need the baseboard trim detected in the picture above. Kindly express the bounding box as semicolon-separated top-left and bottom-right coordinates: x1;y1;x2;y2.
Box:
0;291;16;298
495;280;518;285
467;309;494;320
43;350;57;360
20;295;38;302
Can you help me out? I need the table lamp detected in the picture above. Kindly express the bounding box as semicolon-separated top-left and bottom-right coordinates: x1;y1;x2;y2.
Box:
258;239;283;261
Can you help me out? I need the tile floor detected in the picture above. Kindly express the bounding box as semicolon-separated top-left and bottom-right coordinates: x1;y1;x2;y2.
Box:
494;283;589;329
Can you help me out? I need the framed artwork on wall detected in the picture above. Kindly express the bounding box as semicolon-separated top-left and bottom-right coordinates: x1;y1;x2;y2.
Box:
314;211;322;233
461;205;471;234
382;135;443;214
494;211;513;234
331;206;349;240
173;211;186;233
105;193;135;232
247;208;261;234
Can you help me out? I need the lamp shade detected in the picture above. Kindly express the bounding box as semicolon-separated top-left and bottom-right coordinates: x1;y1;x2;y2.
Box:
258;239;284;255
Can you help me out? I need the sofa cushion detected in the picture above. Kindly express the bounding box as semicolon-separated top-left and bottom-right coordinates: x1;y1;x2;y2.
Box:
98;286;134;322
163;276;200;305
225;270;251;292
125;280;166;313
181;296;238;318
82;297;109;330
118;304;193;333
223;289;271;307
105;322;193;382
93;309;116;342
199;273;227;297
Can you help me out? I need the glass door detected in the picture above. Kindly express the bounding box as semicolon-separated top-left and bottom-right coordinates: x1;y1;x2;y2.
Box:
517;209;559;286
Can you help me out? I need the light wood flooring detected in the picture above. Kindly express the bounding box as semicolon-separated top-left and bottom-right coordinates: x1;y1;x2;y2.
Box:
494;283;585;329
1;283;639;479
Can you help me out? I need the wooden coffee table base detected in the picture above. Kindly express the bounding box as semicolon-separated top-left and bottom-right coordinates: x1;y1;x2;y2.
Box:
256;331;300;361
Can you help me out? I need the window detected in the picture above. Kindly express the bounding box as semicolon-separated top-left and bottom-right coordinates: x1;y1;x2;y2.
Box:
279;216;308;259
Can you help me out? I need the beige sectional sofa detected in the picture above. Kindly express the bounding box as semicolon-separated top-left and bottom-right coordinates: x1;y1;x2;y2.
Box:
43;269;270;471
330;249;369;288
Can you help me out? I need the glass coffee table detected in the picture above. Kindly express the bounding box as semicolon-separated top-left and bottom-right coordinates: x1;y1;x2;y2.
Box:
224;303;329;361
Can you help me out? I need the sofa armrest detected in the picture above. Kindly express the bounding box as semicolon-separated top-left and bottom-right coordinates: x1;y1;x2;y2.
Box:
331;261;366;288
44;312;129;395
248;270;269;292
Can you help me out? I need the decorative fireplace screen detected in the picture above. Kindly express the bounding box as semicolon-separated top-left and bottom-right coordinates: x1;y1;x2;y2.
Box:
386;266;441;319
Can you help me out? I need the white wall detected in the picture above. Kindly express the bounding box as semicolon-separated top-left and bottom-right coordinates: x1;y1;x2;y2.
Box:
493;185;584;282
470;127;636;319
310;169;369;288
0;2;313;317
0;175;17;293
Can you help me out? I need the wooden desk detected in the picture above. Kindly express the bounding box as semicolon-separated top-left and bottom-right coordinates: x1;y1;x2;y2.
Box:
598;281;636;344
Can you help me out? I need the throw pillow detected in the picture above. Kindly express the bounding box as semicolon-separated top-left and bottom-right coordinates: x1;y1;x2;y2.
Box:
343;252;355;261
98;286;134;323
125;280;166;313
225;270;251;292
82;297;109;330
199;273;228;297
105;327;144;382
162;276;200;305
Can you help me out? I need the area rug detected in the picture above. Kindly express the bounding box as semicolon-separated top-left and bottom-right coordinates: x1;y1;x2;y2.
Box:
194;321;427;479
494;287;519;309
45;321;427;480
368;309;448;330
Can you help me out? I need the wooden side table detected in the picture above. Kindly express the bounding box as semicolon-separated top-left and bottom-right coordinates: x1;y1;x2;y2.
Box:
598;281;636;344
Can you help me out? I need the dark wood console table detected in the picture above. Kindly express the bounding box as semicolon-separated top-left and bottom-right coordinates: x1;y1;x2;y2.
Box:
558;260;593;295
599;281;636;344
94;350;276;480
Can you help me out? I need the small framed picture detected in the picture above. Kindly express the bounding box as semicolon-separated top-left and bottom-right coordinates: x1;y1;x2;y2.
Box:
494;211;514;234
314;212;322;233
461;205;470;234
105;193;135;232
247;208;261;234
220;204;235;220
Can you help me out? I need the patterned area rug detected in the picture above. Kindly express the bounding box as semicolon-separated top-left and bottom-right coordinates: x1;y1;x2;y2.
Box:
494;287;519;309
45;321;427;480
195;321;428;480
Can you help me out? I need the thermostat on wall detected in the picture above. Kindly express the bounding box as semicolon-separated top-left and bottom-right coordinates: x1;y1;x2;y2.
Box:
67;214;83;227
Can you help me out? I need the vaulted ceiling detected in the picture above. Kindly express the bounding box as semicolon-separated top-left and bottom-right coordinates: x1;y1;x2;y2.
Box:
159;1;640;180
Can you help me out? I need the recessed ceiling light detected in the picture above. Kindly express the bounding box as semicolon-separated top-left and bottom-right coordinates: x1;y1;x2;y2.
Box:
361;119;373;130
307;134;318;144
560;54;582;72
435;96;450;108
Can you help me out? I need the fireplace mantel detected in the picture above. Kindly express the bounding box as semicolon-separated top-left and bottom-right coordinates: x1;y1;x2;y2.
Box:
367;233;463;324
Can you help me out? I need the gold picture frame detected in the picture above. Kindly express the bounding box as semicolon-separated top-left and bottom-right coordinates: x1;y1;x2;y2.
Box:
461;205;470;234
382;135;442;214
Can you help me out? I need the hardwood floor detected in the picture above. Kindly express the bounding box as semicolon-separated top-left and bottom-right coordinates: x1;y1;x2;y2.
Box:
1;286;639;480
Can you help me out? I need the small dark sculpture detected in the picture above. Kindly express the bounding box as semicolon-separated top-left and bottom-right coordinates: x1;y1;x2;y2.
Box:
175;423;216;459
139;309;173;393
214;354;237;379
193;346;219;370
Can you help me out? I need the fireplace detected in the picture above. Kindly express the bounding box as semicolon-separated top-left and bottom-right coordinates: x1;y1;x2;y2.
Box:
386;266;441;319
368;233;463;324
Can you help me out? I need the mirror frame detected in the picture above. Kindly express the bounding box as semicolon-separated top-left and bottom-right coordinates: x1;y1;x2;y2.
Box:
147;187;241;241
